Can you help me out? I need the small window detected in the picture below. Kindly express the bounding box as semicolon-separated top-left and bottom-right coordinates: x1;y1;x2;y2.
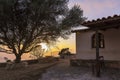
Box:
92;33;105;48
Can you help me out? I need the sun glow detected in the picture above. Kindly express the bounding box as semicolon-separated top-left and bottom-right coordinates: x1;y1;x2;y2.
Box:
43;33;76;57
39;43;49;52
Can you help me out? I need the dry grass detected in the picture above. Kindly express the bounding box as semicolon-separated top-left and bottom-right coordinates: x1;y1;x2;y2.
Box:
0;61;59;80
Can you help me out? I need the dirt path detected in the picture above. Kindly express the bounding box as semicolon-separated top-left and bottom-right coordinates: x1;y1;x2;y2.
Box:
40;59;120;80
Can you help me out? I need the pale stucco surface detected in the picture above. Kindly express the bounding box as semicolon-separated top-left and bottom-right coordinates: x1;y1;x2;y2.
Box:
76;29;120;60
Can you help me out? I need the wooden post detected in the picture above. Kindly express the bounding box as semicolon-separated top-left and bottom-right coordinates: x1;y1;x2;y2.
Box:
95;30;100;77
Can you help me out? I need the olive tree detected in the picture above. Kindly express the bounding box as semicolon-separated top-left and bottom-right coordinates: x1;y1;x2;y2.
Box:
0;0;85;63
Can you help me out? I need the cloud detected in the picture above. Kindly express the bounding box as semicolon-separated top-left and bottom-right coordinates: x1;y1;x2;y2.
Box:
69;0;120;20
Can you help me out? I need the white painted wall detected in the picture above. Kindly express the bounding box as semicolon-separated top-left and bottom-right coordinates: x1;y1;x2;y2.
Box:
76;29;120;61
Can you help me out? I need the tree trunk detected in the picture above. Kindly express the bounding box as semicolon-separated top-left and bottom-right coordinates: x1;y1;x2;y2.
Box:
15;54;21;63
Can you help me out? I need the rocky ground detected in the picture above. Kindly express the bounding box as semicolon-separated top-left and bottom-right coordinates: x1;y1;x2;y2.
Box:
1;59;119;80
40;59;120;80
0;61;58;80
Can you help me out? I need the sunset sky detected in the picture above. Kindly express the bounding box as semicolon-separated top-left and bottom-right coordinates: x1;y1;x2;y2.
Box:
0;0;120;61
69;0;120;20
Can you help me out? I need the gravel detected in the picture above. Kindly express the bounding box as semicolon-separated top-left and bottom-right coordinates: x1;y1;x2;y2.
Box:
39;59;120;80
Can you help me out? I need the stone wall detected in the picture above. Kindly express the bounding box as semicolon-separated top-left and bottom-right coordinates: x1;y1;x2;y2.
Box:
70;59;120;69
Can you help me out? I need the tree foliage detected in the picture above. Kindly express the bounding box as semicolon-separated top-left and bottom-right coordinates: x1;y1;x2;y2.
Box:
0;0;86;63
30;45;44;60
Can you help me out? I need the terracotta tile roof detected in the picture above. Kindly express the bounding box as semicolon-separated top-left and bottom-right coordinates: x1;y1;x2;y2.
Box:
82;14;120;25
72;14;120;32
81;14;120;30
